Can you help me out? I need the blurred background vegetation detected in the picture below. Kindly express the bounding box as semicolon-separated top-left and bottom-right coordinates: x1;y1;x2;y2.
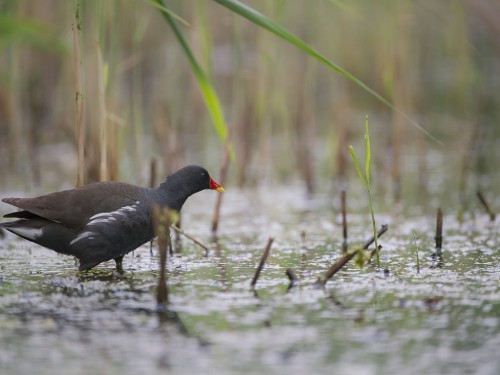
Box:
0;0;499;210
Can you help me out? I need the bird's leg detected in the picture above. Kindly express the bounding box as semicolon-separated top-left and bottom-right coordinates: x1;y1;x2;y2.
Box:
114;255;125;274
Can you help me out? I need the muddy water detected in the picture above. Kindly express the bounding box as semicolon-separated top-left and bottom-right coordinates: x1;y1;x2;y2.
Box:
0;185;499;375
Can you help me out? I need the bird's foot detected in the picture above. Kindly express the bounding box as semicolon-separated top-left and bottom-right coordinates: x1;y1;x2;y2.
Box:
114;255;125;275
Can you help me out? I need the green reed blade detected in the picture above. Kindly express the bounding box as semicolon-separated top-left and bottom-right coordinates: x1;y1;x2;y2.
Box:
213;0;442;144
349;146;368;191
154;0;229;145
145;0;190;26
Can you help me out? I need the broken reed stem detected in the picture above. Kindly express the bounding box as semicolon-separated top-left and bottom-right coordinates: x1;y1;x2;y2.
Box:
413;233;420;274
72;9;84;187
286;267;299;291
170;224;209;252
286;268;299;284
368;245;382;262
435;208;443;256
341;190;348;253
315;225;388;286
152;205;171;308
212;127;232;234
251;237;274;288
149;158;158;253
149;158;157;188
477;190;496;222
173;214;181;254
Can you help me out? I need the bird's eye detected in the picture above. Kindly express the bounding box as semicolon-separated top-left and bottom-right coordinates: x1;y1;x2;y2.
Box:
201;172;206;177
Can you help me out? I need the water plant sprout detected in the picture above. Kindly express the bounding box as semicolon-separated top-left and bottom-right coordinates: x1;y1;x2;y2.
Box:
349;116;380;268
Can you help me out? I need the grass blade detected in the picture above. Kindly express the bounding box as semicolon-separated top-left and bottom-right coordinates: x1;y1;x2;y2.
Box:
349;146;367;191
213;0;441;144
154;0;228;143
145;0;190;26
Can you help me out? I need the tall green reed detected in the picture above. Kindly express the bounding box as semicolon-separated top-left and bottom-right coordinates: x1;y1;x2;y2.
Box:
154;0;229;146
349;116;380;267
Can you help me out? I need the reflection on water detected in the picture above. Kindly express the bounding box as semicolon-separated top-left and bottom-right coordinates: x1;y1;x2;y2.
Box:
0;185;499;375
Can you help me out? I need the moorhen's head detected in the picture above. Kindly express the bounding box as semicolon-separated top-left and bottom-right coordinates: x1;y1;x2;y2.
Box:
161;165;224;210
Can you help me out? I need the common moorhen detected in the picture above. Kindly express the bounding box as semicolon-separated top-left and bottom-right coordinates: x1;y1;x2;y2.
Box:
0;165;224;272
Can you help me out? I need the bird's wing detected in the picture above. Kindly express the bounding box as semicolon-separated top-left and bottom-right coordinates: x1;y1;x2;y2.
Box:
2;182;142;229
69;201;154;270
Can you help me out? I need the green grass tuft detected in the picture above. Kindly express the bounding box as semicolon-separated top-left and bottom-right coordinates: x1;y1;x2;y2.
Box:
349;116;380;267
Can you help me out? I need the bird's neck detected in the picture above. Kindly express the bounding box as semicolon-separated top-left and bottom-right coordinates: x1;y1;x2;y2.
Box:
156;181;190;212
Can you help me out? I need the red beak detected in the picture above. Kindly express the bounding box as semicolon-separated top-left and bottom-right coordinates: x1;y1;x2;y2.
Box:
209;177;224;192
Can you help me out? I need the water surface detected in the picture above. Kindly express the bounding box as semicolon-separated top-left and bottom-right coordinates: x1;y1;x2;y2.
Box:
0;185;499;375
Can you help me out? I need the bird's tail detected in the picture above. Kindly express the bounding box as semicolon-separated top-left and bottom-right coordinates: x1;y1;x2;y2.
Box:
0;219;75;255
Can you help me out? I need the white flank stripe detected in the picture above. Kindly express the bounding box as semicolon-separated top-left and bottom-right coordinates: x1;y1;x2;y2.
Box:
70;231;94;246
89;212;109;221
73;204;139;245
89;212;111;221
88;204;137;224
121;206;137;212
88;217;118;225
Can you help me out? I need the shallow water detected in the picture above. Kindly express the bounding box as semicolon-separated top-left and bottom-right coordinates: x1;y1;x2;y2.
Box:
0;185;499;375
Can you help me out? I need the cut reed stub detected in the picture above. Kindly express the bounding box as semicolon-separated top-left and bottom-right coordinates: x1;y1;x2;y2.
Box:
285;267;299;291
170;224;210;254
72;12;85;188
286;268;299;283
211;127;232;235
369;244;383;262
477;190;496;222
341;190;348;254
434;208;443;258
152;205;172;309
250;237;274;288
150;158;157;188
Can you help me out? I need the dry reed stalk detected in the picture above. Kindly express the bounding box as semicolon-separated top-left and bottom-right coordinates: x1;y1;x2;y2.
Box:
435;208;443;257
96;42;107;181
415;130;428;210
148;158;158;253
333;89;349;190
458;125;481;218
295;60;315;196
341;190;348;253
170;224;210;253
477;190;495;222
108;126;119;181
251;237;274;288
72;10;85;187
153;205;171;308
286;267;299;291
286;268;299;283
236;100;254;187
391;64;405;204
150;158;157;188
6;54;20;172
391;110;403;203
211;127;232;234
172;214;181;255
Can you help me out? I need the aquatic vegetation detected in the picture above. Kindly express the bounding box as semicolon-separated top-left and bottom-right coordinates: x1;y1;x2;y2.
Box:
0;186;498;375
349;116;380;267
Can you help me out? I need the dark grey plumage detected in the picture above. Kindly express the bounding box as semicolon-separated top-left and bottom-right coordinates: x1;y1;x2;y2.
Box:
0;165;223;271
